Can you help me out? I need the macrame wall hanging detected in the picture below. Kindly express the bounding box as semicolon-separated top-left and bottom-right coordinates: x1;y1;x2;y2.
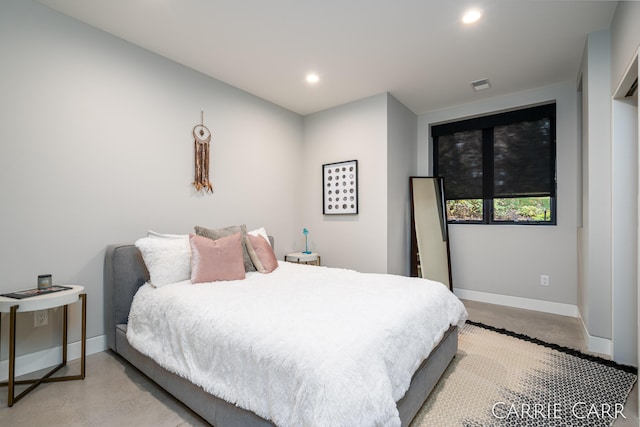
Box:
192;111;213;193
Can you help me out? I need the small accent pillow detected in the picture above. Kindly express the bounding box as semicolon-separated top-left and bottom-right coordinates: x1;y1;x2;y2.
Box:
134;236;191;287
189;233;246;283
248;227;271;246
246;234;279;273
194;224;256;272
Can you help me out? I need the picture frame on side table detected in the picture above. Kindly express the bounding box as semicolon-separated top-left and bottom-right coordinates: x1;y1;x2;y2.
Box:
323;160;358;215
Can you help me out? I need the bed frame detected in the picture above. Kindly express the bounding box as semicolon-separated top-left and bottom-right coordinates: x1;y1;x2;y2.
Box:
104;242;458;427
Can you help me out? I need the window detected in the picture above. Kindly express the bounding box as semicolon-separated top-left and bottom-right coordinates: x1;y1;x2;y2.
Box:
432;103;556;224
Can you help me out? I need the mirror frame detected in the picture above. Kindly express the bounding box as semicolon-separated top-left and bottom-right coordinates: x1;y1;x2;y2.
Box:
409;176;453;290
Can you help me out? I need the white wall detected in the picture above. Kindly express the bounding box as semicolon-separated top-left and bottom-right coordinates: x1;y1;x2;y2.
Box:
6;0;633;371
386;95;417;276
611;93;638;365
417;82;579;307
579;29;613;341
609;0;640;366
0;0;303;358
302;94;388;273
611;1;640;93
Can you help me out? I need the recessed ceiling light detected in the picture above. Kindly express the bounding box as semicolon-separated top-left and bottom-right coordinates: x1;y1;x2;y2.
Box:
462;9;482;24
306;73;319;84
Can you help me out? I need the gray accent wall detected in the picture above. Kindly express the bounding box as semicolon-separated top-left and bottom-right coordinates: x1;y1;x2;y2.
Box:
300;94;417;275
0;0;303;358
417;82;580;307
386;95;417;276
301;94;389;273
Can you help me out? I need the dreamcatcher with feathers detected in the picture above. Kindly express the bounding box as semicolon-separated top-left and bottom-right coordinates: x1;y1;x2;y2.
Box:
193;112;213;193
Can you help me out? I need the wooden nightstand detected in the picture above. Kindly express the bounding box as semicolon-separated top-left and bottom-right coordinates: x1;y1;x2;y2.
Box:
285;252;321;266
0;285;86;407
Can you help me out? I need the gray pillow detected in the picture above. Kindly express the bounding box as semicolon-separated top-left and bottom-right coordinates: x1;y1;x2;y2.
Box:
194;224;256;272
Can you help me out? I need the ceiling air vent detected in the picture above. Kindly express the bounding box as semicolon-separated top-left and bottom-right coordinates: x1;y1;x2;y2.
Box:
470;78;491;92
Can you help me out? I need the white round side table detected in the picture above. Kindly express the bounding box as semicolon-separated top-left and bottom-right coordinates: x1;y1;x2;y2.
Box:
0;285;86;407
284;252;321;266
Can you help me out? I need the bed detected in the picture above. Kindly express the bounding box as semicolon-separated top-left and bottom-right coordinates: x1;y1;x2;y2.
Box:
104;236;466;427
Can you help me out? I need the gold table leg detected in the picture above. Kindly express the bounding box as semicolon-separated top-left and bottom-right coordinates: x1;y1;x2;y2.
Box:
1;293;87;407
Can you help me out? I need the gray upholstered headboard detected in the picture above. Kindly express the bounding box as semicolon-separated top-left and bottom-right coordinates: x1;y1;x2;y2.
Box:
104;236;275;352
104;244;149;351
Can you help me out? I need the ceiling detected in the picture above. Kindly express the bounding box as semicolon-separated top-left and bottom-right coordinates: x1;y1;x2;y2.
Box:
37;0;617;116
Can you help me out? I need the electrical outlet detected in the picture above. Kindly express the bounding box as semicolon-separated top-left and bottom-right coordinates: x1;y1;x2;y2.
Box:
34;309;48;327
540;275;550;287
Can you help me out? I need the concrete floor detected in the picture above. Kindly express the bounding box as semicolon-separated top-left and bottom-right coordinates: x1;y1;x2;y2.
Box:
0;300;637;426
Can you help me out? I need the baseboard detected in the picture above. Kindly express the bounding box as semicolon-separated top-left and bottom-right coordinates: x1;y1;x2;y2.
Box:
454;288;612;356
0;334;106;382
577;315;613;356
454;288;580;317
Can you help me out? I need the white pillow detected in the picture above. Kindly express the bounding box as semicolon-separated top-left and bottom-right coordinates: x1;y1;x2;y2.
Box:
147;230;187;239
135;236;191;287
248;227;271;246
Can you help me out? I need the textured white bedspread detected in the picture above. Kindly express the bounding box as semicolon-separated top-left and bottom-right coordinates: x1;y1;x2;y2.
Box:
126;261;467;427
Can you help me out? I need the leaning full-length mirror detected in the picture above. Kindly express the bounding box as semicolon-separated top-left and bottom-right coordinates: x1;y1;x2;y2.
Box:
410;177;452;290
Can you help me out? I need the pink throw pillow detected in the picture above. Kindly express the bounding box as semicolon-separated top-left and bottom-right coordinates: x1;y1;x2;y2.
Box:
246;234;279;273
189;233;246;283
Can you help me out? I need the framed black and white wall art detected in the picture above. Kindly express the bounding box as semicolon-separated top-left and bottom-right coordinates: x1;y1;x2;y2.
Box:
323;160;358;215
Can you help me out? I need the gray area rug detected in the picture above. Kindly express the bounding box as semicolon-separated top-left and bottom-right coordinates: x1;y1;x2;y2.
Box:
411;321;637;427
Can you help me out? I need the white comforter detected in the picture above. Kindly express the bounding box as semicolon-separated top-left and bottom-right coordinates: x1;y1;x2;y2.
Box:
126;261;467;427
